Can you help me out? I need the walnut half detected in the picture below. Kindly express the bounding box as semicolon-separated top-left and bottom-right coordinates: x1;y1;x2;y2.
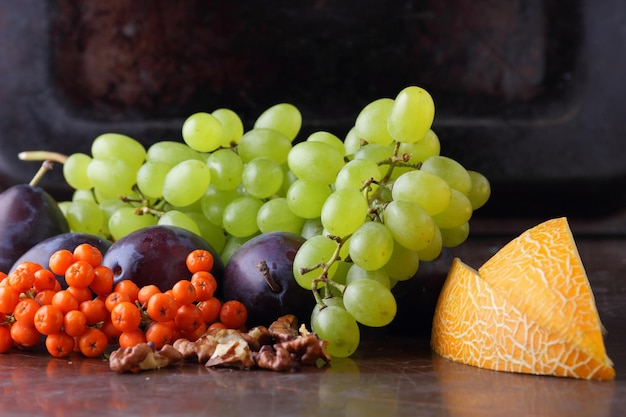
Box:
109;342;184;373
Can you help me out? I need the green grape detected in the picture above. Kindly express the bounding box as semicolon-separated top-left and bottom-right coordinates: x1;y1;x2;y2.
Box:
415;225;443;261
63;153;93;190
292;235;339;289
238;128;292;164
146;141;203;165
392;170;451;216
200;185;240;227
57;201;70;217
164;196;203;214
310;296;345;326
181;112;224;153
387;86;435;144
331;261;352;287
440;222;470;248
311;305;360;358
345;264;391;289
256;197;305;234
220;235;256;265
108;206;158;241
185;212;227;253
348;222;394;271
384;241;420;281
354;98;394;146
307;131;345;155
87;158;137;199
286;179;331;219
136;160;173;199
157;210;201;235
287;141;345;184
91;133;146;170
466;170;491;210
241;157;283;199
72;189;95;202
206;149;243;191
99;198;128;239
420;155;472;195
353;143;394;178
335;158;381;191
383;200;435;251
300;218;323;239
343;127;361;156
212;108;244;147
162;159;211;207
343;279;397;327
431;188;473;229
253;103;302;142
397;129;441;163
66;199;104;236
320;188;368;237
279;164;298;196
222;196;264;238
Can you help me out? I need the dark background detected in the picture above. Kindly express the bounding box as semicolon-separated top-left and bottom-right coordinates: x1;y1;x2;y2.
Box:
1;0;625;235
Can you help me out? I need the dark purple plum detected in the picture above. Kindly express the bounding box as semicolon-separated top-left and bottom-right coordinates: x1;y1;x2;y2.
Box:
102;225;224;292
0;184;69;273
389;247;454;335
221;232;315;327
10;232;113;288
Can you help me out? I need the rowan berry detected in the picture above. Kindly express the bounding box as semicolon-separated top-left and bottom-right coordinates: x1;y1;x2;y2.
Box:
65;260;95;288
63;309;87;337
171;279;196;305
186;249;214;274
146;293;177;322
49;249;75;276
89;266;114;296
45;332;75;358
144;321;174;349
79;298;108;325
33;269;57;292
191;271;217;301
13;298;41;326
110;301;142;333
0;325;13;353
174;303;203;333
118;328;146;348
10;321;41;348
72;243;103;267
77;327;108;357
0;285;20;314
34;304;64;335
197;297;222;324
51;290;79;314
219;300;248;329
137;285;161;307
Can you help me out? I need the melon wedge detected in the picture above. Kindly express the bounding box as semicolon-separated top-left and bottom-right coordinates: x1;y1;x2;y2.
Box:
431;217;614;380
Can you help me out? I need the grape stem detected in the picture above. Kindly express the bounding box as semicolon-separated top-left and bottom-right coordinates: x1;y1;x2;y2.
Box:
307;235;348;308
377;141;422;184
18;150;68;165
29;160;55;187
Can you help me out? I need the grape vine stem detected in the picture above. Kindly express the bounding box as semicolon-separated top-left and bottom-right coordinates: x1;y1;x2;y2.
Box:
18;151;68;165
307;235;348;308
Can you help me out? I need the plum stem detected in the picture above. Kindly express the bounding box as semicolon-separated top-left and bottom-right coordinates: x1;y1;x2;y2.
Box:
256;260;282;293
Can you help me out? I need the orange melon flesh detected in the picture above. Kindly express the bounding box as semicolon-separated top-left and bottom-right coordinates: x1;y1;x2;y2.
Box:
431;217;614;380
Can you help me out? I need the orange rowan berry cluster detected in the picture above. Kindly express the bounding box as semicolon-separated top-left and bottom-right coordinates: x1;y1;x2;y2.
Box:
0;246;247;358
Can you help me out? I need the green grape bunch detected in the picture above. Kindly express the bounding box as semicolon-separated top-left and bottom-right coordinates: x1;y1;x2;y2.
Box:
20;86;491;358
